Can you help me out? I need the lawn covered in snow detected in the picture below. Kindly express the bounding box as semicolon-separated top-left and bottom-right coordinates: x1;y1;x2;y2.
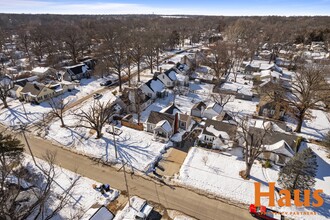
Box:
177;147;279;205
46;89;168;171
0;77;105;128
285;109;330;140
23;154;119;220
177;145;330;220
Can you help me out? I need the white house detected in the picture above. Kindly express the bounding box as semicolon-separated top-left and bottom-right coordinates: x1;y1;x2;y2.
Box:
154;120;173;140
199;119;237;150
31;67;56;77
140;79;165;99
176;73;189;87
260;140;295;166
202;102;222;119
157;68;177;88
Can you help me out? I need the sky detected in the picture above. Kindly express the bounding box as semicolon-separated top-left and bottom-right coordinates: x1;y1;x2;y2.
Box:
0;0;330;16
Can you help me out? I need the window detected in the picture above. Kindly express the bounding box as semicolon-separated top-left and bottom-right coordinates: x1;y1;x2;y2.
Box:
180;121;186;128
270;110;275;115
262;108;268;115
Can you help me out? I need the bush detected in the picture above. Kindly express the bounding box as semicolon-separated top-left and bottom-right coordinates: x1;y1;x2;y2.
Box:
112;90;118;96
263;160;272;168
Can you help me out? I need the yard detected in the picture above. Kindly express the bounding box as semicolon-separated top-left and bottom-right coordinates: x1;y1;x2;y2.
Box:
45;89;169;171
0;77;106;128
23;154;119;220
176;145;330;220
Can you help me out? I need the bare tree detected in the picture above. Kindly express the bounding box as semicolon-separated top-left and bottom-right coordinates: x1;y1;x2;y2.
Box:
0;133;81;220
62;25;84;64
283;64;330;132
235;115;271;179
211;93;233;108
144;36;156;74
75;100;114;139
102;28;127;92
207;41;231;81
17;29;31;62
48;96;70;127
131;32;145;82
0;73;13;108
30;25;47;62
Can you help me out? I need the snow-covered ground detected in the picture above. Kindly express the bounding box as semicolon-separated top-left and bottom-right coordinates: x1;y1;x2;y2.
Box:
23;154;119;220
285;109;330;140
0;77;105;128
46;89;168;171
177;145;330;220
177;147;278;205
0;100;54;127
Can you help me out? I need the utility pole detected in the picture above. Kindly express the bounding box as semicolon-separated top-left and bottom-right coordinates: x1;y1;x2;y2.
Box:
122;160;131;207
20;124;36;165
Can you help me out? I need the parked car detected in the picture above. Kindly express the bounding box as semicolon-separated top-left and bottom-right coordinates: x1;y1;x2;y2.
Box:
249;204;284;220
93;93;103;99
106;126;122;136
135;202;153;220
100;79;118;86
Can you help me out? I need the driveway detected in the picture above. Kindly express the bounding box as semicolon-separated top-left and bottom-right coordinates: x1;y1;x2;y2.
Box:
158;148;188;177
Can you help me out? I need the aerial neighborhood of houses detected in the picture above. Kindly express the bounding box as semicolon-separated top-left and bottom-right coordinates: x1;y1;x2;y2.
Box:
0;14;330;220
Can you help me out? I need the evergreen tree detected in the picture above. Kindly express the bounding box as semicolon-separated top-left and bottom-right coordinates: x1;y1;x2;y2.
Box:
278;148;318;196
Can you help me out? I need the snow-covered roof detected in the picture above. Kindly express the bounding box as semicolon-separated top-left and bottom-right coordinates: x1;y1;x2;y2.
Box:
161;102;181;115
145;79;164;93
171;131;185;142
221;82;253;96
89;206;114;220
155;120;172;133
167;70;177;81
263;140;295;157
206;102;222;113
32;67;50;74
206;124;230;140
254;120;286;133
260;70;282;79
176;74;186;81
115;196;149;220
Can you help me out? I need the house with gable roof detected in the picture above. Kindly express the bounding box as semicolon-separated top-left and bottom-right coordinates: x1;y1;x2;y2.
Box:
63;63;91;81
246;126;299;166
146;111;178;141
157;68;178;88
199;119;237;150
202;102;223;119
140;78;165;99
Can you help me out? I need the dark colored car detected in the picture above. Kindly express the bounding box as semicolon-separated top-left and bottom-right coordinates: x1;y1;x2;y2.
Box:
93;93;103;99
100;80;113;86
